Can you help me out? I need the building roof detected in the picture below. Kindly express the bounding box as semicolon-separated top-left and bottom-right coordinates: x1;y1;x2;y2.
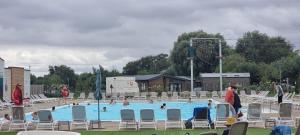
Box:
200;73;250;78
175;76;191;81
134;74;161;81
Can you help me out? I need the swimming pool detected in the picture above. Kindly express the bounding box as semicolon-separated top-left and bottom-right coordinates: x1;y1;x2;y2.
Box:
25;101;216;121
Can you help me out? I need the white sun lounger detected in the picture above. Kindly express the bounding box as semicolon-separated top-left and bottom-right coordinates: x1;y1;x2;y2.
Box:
199;91;208;99
192;107;210;129
36;110;55;130
277;102;294;127
165;109;183;130
215;103;236;128
119;109;137;130
87;92;94;99
139;109;156;129
9;106;27;131
190;91;198;99
161;92;168;100
78;93;86;99
247;103;264;128
71;105;89;130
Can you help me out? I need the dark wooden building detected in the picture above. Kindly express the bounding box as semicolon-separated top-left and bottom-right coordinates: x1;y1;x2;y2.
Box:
134;74;191;92
200;73;250;91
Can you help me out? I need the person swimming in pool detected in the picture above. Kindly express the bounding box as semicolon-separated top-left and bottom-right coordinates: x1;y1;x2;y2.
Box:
123;97;129;106
160;103;166;109
109;99;116;104
102;107;107;112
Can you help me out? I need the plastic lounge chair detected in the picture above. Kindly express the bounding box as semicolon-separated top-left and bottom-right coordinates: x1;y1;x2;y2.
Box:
199;91;208;99
17;131;81;135
9;106;27;131
190;91;197;99
0;117;11;130
172;92;179;100
133;92;140;100
161;92;168;100
228;122;248;135
71;105;89;130
39;94;56;101
215;103;236;128
211;91;219;99
111;93;118;100
165;109;183;130
119;109;137;130
87;92;94;99
192;107;210;129
140;92;147;100
150;92;158;100
78;93;85;99
139;109;156;129
36;110;55;130
119;93;126;100
277;102;294;127
247;103;264;128
67;93;74;99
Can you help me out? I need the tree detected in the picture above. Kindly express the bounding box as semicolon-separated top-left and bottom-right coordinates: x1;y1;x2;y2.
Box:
75;73;95;95
271;55;300;84
170;30;230;76
123;53;170;75
236;31;294;63
48;65;76;90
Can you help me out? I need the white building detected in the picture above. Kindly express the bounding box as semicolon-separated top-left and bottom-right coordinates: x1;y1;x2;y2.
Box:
106;77;139;95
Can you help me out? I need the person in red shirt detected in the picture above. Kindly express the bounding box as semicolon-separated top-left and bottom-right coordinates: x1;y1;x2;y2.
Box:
12;83;23;106
225;86;234;106
61;85;69;104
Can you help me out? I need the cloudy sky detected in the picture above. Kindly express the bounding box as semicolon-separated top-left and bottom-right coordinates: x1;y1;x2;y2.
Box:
0;0;299;76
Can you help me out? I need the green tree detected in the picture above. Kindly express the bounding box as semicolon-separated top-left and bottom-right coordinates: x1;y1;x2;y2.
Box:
123;53;170;75
236;31;294;63
170;30;230;76
75;73;95;96
271;55;300;83
49;65;76;90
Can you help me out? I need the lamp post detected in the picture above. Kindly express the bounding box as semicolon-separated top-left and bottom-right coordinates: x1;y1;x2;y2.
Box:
189;38;223;93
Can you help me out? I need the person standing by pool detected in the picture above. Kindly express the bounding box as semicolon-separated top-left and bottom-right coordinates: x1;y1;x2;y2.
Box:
61;85;69;105
276;82;284;104
225;86;234;106
231;85;242;114
12;83;23;106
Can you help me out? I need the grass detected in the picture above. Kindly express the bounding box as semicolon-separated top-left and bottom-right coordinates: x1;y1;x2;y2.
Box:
0;128;278;135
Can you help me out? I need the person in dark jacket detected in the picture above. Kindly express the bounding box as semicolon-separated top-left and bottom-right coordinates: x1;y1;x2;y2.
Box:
231;85;242;114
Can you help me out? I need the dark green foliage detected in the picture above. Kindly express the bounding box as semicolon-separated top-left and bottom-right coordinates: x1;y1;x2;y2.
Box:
170;30;231;76
236;31;294;63
123;53;170;75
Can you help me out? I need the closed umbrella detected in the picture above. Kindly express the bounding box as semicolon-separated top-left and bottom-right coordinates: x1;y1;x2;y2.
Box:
95;66;102;128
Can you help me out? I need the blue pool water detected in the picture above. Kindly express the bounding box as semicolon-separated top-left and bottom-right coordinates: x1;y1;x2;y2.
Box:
25;101;216;121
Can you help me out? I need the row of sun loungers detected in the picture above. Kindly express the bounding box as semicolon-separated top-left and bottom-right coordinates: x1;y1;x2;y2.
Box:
0;105;89;131
0;101;296;132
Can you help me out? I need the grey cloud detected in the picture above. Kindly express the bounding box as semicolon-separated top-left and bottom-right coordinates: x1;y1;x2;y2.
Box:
0;0;300;75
